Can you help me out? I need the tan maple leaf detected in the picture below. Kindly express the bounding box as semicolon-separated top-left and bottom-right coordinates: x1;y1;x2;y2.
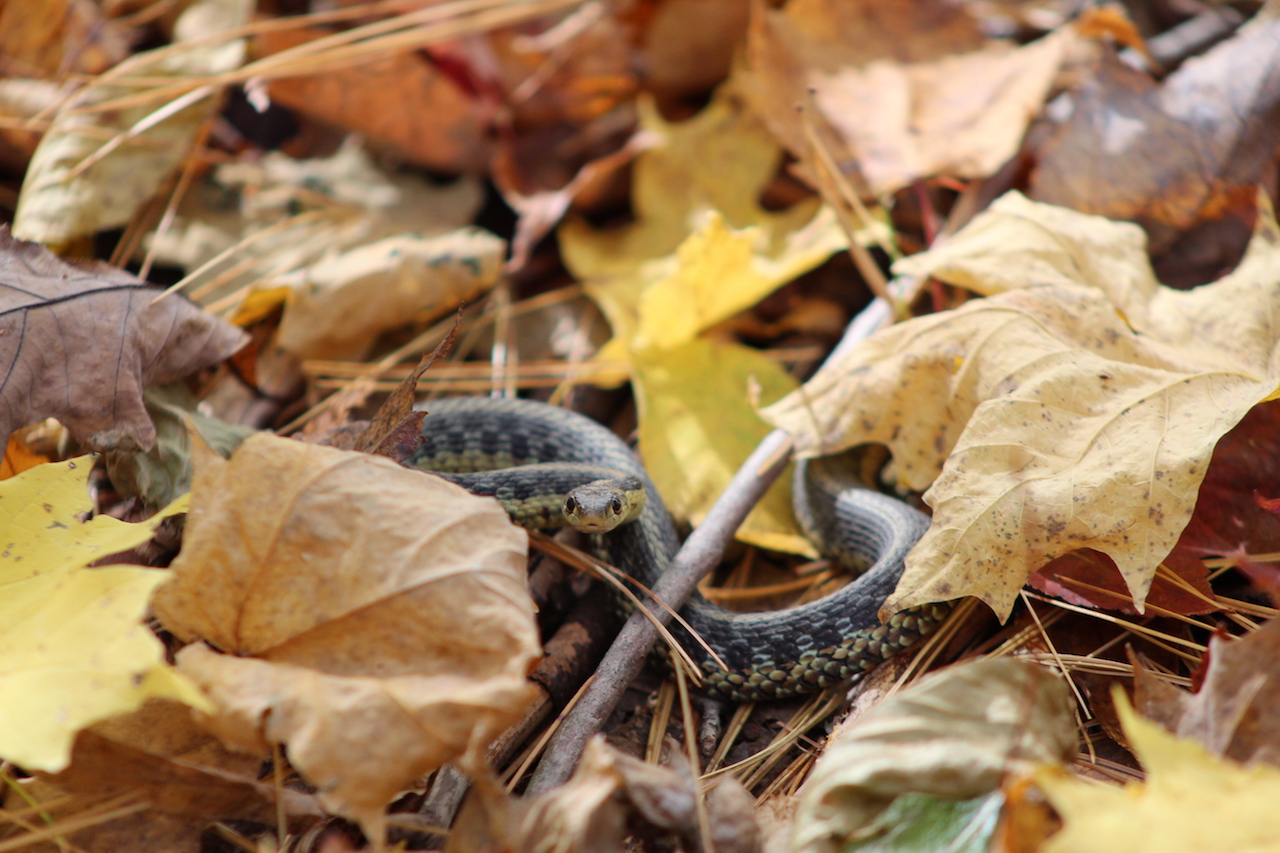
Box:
762;192;1280;620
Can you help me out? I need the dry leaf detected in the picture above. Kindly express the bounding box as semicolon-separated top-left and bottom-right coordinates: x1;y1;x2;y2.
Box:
1031;12;1280;278
152;432;539;838
1035;690;1280;853
449;738;760;853
274;228;504;361
763;193;1280;620
1134;617;1280;766
147;138;483;316
12;0;251;243
259;26;492;173
791;658;1075;853
0;0;127;77
0;229;247;453
740;0;1070;196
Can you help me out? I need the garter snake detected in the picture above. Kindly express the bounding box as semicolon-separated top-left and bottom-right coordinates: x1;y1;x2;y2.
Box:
408;397;951;702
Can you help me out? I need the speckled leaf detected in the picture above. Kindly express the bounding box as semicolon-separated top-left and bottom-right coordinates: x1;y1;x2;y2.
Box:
762;196;1280;621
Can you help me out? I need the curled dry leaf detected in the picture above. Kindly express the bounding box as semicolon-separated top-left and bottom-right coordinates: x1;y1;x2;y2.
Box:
450;737;760;853
0;228;247;453
763;193;1280;621
791;658;1076;853
151;432;539;837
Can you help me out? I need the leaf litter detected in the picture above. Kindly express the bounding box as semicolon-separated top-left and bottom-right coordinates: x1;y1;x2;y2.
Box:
3;0;1280;851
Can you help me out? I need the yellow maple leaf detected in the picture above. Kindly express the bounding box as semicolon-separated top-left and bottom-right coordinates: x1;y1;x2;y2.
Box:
1036;690;1280;853
0;457;203;772
634;340;813;556
762;192;1280;619
558;89;866;550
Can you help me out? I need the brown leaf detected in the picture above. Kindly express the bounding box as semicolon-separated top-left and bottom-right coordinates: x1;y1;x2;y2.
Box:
151;431;539;838
258;27;493;173
740;0;1068;196
0;228;246;452
448;738;760;853
1134;617;1280;766
1030;13;1280;282
0;0;127;77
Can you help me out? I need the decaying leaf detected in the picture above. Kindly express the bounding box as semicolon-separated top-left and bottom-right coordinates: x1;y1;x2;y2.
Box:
1134;617;1280;766
449;738;760;853
104;383;258;508
274;228;505;361
791;658;1075;853
12;0;252;243
1035;690;1280;853
151;432;539;838
0;457;201;773
0;229;247;453
1031;11;1280;273
763;192;1280;621
740;0;1073;196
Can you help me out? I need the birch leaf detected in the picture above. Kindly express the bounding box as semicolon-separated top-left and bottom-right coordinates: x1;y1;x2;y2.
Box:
762;194;1280;620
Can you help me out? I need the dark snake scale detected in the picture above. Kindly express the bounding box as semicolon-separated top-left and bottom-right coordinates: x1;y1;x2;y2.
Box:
408;397;952;702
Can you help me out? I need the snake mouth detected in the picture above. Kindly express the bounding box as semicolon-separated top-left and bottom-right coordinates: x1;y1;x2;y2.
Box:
572;521;616;534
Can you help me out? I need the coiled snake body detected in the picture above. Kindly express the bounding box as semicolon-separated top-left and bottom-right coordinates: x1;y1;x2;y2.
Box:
408;397;950;702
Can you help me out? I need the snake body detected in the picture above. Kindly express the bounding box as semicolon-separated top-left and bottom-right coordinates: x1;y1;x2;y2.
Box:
408;397;950;702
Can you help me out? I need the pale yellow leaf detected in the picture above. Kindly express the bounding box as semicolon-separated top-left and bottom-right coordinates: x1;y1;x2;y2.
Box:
274;228;505;361
1037;690;1280;853
763;195;1280;619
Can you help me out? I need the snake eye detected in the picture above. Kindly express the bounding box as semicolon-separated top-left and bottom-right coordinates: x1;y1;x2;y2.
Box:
564;496;577;514
610;496;623;515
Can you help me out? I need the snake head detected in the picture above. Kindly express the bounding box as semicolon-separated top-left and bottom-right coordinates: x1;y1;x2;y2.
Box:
562;477;646;533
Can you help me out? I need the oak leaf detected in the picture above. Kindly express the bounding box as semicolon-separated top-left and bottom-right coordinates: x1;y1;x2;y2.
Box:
762;192;1280;620
0;229;247;453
